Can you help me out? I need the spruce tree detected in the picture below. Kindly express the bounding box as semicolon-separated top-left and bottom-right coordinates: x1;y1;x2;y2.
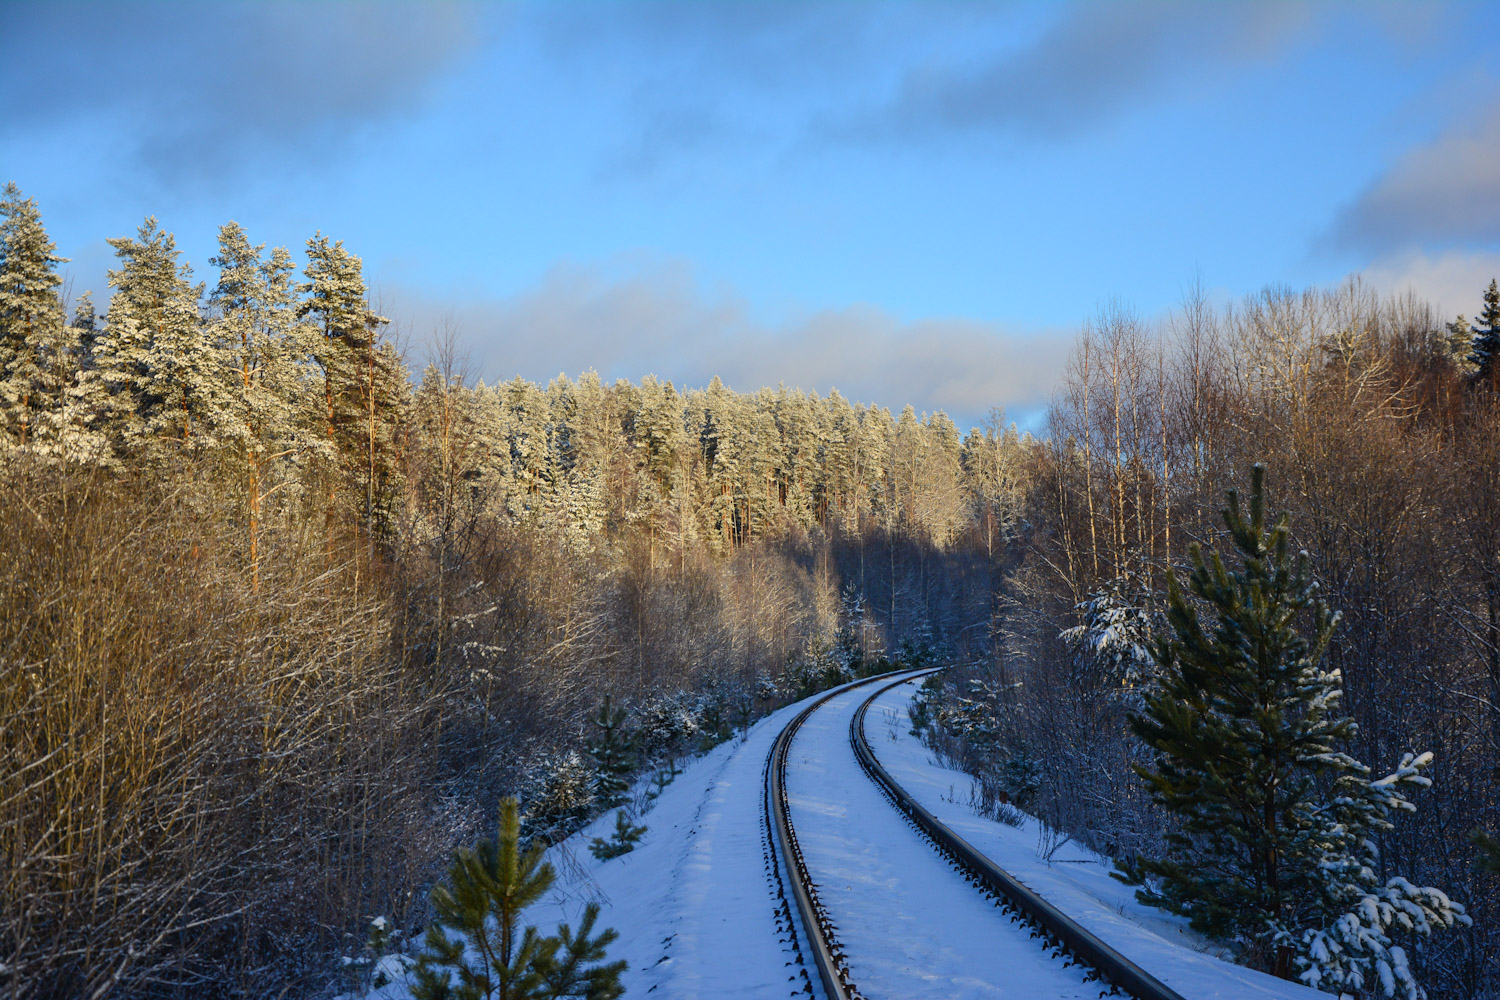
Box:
1469;279;1500;387
412;797;625;1000
1121;466;1466;997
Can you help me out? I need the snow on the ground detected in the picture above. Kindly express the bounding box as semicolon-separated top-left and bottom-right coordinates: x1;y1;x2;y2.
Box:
343;673;1327;1000
347;684;858;1000
862;677;1328;1000
784;679;1096;999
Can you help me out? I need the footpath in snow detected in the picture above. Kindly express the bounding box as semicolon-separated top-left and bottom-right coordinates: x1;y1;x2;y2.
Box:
860;676;1326;1000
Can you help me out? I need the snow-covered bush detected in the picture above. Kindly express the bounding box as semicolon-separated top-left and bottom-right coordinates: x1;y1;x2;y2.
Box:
523;749;597;845
1291;752;1470;999
631;691;701;758
753;672;780;703
1059;574;1162;699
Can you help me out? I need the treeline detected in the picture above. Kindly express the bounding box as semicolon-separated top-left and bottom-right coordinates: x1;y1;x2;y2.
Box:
919;279;1500;998
0;186;1010;997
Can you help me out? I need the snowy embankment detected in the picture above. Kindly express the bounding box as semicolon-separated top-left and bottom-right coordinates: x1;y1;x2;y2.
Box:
352;685;839;1000
350;675;1325;999
860;677;1326;1000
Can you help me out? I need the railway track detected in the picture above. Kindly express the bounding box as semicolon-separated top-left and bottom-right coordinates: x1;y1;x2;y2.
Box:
764;670;1189;1000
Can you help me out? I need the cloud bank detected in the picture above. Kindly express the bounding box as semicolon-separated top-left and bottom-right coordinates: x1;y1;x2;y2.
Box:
381;262;1069;429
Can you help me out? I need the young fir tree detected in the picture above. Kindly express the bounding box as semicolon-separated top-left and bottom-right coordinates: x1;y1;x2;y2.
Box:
1469;278;1500;387
1120;465;1467;997
586;695;636;809
412;797;625;1000
0;183;70;450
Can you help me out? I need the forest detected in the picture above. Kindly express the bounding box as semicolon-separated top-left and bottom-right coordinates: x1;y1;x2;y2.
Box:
2;177;1499;999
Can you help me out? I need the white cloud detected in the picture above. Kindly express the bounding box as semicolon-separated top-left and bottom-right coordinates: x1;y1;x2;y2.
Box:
1358;249;1500;318
379;261;1070;429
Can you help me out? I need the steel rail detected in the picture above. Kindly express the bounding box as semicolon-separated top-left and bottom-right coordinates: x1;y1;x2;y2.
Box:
765;671;929;1000
849;672;1190;1000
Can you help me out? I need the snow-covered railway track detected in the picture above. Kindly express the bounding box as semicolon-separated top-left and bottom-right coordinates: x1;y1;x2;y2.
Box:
768;671;1188;1000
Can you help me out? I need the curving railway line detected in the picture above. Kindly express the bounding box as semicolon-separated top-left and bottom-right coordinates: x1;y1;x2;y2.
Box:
763;670;1189;1000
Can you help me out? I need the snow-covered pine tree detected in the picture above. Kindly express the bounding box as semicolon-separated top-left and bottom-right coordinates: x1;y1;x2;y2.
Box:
0;183;70;451
586;695;635;809
299;234;406;539
50;292;111;464
411;797;625;1000
1445;314;1475;371
1121;465;1467;997
1469;279;1500;388
209;223;307;587
94;218;221;462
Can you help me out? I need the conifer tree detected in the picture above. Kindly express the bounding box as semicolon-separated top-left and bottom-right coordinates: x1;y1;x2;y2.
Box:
1445;314;1474;370
1121;465;1466;997
95;218;219;460
412;797;625;1000
0;183;69;449
1469;279;1500;387
586;695;635;808
299;234;406;539
588;810;647;861
209;223;306;587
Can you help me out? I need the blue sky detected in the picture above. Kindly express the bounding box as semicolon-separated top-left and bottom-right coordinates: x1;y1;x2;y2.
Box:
4;1;1500;429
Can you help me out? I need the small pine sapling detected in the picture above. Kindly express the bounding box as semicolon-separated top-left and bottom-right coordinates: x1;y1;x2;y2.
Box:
524;751;597;845
341;916;408;996
586;695;636;809
588;810;647;861
411;797;625;1000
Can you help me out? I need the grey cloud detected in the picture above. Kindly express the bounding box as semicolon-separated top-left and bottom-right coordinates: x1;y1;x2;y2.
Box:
825;3;1311;144
382;262;1068;429
1326;104;1500;254
1;2;486;184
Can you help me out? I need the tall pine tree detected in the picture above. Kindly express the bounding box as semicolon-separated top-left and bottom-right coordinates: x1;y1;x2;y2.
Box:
0;183;70;451
95;218;221;462
299;234;406;542
209;223;307;587
1122;465;1466;998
